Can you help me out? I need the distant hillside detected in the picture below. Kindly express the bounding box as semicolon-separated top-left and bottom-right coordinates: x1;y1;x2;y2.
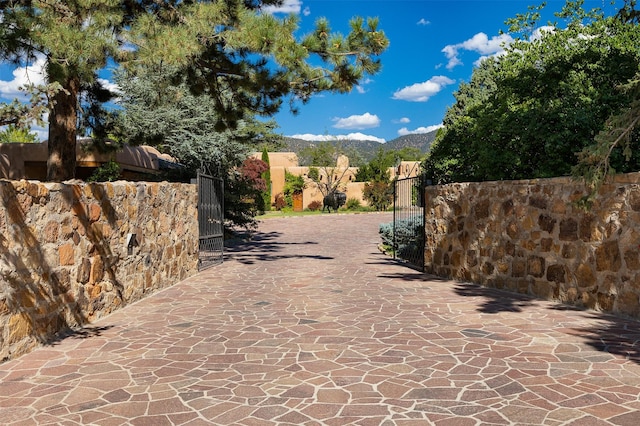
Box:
279;129;438;165
386;132;437;152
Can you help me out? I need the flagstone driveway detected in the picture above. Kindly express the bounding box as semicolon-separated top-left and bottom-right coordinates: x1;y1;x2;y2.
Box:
1;212;640;425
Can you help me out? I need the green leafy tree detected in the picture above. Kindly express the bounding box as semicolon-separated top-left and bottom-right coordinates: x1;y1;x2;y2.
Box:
422;60;498;183
283;170;306;206
363;181;393;211
0;125;39;143
356;148;396;210
573;73;640;200
396;147;423;162
355;147;396;182
0;1;388;182
572;1;640;200
422;0;640;184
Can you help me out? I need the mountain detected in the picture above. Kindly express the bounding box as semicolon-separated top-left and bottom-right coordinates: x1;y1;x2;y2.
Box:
385;132;437;152
279;129;438;164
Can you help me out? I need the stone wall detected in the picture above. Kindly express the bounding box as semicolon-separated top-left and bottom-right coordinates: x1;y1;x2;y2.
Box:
424;173;640;318
0;180;199;361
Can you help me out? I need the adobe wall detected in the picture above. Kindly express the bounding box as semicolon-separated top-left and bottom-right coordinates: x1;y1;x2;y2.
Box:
251;151;420;209
424;173;640;318
0;142;177;181
0;179;199;361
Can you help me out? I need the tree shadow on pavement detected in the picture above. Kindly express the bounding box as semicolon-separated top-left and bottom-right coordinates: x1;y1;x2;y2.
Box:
47;325;114;347
376;270;451;283
223;231;332;264
454;282;537;314
454;282;640;364
564;309;640;364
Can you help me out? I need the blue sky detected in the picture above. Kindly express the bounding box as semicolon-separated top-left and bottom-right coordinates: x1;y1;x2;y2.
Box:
265;0;620;143
0;0;622;143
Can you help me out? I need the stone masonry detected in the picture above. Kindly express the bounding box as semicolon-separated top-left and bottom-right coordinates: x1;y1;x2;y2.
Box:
424;172;640;319
0;179;198;361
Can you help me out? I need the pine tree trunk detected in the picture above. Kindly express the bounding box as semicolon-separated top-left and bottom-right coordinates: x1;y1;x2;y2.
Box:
46;76;80;182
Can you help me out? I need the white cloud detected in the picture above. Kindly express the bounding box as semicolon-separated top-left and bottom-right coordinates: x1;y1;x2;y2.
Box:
303;6;311;16
0;57;48;140
392;76;455;102
290;133;385;143
531;26;556;41
262;0;302;14
398;124;443;136
355;78;373;94
393;117;411;124
417;18;430;26
332;112;380;130
0;56;47;101
442;32;513;70
98;78;120;95
473;48;510;67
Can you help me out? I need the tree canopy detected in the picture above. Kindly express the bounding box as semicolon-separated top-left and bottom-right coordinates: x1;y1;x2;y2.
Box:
422;0;640;186
0;124;39;143
0;0;389;181
355;148;393;183
114;65;282;176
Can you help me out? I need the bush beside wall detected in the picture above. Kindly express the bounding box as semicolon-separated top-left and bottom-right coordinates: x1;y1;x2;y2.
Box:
0;180;199;361
424;173;640;319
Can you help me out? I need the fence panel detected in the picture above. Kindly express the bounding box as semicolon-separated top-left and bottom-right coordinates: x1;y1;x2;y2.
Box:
393;177;425;270
198;172;224;270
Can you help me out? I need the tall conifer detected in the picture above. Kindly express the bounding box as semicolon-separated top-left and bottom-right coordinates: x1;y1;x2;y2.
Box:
261;147;272;211
0;1;388;181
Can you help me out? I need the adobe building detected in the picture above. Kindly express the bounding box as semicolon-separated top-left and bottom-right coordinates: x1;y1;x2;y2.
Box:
0;139;180;181
253;151;421;210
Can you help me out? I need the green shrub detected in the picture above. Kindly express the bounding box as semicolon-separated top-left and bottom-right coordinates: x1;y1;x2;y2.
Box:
379;218;424;258
283;171;305;206
345;197;361;210
88;160;121;182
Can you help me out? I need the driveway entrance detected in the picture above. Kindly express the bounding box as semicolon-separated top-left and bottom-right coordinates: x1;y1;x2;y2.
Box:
1;213;640;424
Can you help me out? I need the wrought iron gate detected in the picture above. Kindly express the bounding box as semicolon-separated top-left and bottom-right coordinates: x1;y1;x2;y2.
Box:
197;172;224;270
393;176;425;270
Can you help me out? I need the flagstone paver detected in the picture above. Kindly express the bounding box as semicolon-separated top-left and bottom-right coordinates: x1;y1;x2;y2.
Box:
2;212;640;425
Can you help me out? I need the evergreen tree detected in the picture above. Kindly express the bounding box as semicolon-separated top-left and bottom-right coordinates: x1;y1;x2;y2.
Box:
0;0;126;181
0;1;388;181
261;147;272;211
114;65;280;176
